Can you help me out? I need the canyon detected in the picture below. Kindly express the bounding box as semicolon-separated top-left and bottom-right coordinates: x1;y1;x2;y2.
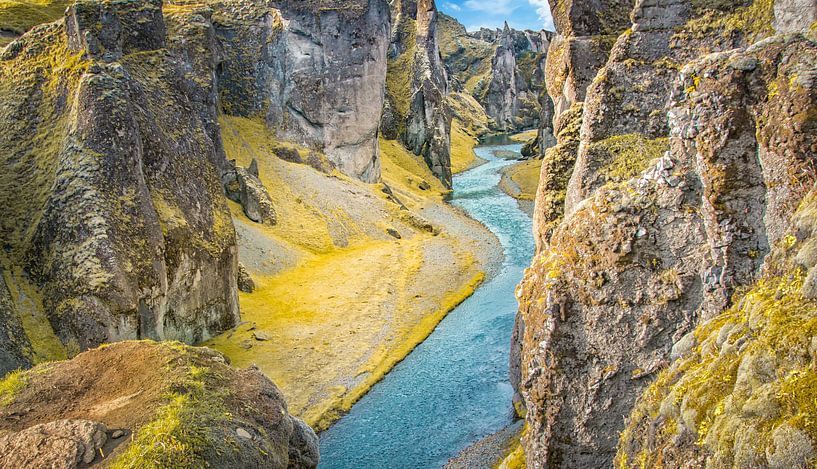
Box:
0;0;815;468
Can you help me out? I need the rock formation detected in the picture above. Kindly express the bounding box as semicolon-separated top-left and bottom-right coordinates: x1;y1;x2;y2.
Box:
618;32;817;468
0;0;240;375
514;0;817;467
260;0;390;183
0;0;393;373
383;0;452;187
438;14;555;137
0;341;320;468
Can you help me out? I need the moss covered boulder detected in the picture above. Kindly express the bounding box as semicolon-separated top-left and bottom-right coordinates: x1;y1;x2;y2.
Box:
0;341;319;468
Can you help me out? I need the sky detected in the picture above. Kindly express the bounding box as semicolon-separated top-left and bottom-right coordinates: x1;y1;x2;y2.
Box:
439;0;556;33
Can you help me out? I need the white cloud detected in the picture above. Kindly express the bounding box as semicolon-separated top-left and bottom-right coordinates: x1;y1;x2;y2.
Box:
528;0;556;31
464;0;516;15
443;2;462;11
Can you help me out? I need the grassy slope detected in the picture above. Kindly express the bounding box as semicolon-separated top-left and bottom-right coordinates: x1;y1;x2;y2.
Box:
0;0;69;46
448;91;491;174
207;117;490;431
500;159;543;202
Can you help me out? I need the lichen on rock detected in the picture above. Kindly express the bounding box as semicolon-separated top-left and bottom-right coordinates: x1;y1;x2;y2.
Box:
514;1;817;467
0;341;319;468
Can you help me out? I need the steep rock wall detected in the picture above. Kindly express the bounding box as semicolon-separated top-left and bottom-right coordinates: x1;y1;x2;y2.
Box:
483;24;551;132
0;0;240;373
513;0;812;467
0;0;393;372
618;33;817;468
266;0;390;183
382;0;452;187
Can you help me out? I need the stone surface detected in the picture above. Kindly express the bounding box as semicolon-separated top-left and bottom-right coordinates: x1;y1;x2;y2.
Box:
263;0;390;183
0;419;108;468
774;0;817;33
1;0;242;366
225;160;277;226
384;0;453;187
237;263;256;294
439;13;554;137
0;341;320;468
514;1;814;467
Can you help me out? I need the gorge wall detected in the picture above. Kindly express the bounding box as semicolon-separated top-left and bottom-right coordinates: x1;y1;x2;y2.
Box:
438;13;555;138
382;0;453;187
0;0;394;374
514;0;817;467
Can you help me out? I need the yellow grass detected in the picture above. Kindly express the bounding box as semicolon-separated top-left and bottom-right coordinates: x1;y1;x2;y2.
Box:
208;117;489;431
501;159;543;201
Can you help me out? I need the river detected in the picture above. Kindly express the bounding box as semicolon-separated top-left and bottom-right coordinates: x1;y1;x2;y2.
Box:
318;142;535;468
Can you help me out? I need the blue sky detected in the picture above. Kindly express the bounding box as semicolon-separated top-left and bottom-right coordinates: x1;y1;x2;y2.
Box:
439;0;555;32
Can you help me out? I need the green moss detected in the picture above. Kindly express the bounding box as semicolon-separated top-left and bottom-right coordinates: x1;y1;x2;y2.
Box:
591;134;669;183
683;0;775;44
618;262;817;467
111;363;234;469
1;266;67;364
385;18;417;128
0;369;27;407
0;0;69;35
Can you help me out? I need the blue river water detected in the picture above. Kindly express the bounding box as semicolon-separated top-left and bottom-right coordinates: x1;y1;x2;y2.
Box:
318;143;535;469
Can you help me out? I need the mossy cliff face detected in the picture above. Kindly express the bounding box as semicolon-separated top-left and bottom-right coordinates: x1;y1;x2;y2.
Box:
0;0;398;373
482;24;551;133
563;0;779;213
617;35;817;468
0;0;240;374
544;0;631;121
515;1;816;467
0;0;70;47
0;341;319;468
382;0;452;187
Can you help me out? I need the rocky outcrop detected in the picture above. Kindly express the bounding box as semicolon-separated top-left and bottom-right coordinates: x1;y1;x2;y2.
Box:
0;0;240;370
383;0;452;187
439;14;555;138
210;0;390;183
225;159;277;225
483;23;549;132
0;0;400;371
515;1;814;467
544;0;632;120
0;419;108;468
617;34;817;468
0;341;319;468
260;0;390;183
563;0;778;214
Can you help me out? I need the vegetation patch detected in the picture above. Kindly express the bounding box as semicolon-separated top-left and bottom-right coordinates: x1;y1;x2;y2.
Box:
590;134;669;183
617;210;817;468
0;369;26;407
385;18;417;128
111;365;233;469
0;0;68;35
682;0;775;44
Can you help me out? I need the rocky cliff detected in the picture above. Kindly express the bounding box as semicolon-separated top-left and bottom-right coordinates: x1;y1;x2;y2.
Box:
0;341;319;468
0;0;392;374
382;0;453;187
438;15;554;136
483;23;550;132
260;0;390;183
0;0;240;375
514;0;817;467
